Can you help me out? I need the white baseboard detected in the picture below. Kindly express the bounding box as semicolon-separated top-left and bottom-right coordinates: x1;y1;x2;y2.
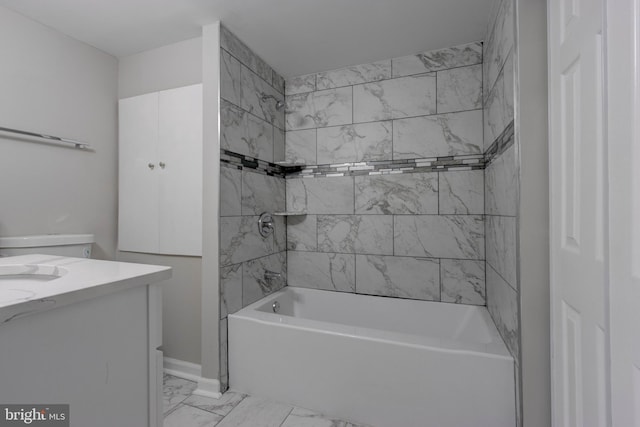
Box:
193;377;222;399
163;357;222;398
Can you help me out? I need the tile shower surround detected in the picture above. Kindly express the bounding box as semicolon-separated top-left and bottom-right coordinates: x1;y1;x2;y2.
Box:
481;0;521;424
482;0;519;368
218;23;519;403
284;40;489;307
218;24;286;391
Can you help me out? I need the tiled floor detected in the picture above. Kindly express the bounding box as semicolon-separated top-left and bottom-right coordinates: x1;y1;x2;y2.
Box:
163;373;372;427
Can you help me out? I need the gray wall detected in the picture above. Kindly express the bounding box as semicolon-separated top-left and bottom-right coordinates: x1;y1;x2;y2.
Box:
117;37;203;365
516;0;550;425
284;43;486;306
0;5;118;260
218;25;286;390
118;37;202;99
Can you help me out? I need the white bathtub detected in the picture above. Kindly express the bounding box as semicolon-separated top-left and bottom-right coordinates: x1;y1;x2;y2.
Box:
228;287;515;427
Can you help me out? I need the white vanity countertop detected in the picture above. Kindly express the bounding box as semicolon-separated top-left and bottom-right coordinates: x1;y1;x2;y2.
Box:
0;254;171;324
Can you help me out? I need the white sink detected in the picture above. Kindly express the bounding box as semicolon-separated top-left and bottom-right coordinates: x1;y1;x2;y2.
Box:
0;264;68;282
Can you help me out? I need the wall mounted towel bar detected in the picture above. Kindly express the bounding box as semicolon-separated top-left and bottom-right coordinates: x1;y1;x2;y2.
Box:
0;126;91;150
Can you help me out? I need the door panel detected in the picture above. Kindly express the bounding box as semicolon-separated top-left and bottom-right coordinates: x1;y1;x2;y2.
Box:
550;0;608;425
158;84;203;256
118;92;159;253
607;1;640;424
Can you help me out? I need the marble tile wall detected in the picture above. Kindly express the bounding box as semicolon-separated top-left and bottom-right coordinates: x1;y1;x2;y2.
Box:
284;41;486;307
219;25;287;391
482;3;520;421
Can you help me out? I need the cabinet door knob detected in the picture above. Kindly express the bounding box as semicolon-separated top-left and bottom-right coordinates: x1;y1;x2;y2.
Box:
148;163;155;170
159;162;166;169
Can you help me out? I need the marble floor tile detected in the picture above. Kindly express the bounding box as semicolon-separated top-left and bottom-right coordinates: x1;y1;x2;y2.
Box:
164;404;223;427
163;377;374;427
215;396;293;427
183;391;247;417
281;407;371;427
163;374;198;415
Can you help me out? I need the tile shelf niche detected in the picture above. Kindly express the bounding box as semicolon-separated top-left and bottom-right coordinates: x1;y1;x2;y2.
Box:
273;211;307;216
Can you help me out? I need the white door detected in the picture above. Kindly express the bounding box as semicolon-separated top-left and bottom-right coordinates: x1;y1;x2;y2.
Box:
549;0;609;426
158;84;203;256
118;92;160;253
606;1;640;425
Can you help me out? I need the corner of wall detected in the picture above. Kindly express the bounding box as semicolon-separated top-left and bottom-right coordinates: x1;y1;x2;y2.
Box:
201;21;222;382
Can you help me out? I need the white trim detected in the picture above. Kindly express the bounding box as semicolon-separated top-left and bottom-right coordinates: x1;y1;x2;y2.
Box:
193;377;222;399
163;356;222;398
0;233;94;248
163;357;202;383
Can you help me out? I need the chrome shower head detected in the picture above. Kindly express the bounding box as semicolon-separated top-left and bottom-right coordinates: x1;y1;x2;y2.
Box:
261;94;285;111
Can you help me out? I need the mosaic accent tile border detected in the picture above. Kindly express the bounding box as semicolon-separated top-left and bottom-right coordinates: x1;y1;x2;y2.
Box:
221;149;287;177
221;120;513;179
286;155;485;179
484;120;515;166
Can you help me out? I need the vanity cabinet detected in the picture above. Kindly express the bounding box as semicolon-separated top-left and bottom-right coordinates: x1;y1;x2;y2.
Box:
118;84;202;256
0;255;170;427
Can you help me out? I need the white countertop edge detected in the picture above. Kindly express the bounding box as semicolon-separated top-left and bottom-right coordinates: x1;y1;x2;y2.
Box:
0;255;171;324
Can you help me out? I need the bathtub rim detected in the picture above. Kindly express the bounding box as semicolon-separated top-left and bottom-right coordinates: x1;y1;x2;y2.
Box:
230;287;513;361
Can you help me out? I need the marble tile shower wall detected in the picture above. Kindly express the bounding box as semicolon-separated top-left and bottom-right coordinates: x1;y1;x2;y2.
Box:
218;25;287;390
284;42;487;306
483;0;519;367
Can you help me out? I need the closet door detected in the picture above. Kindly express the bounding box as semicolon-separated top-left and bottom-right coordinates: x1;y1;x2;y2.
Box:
157;84;203;256
118;92;160;253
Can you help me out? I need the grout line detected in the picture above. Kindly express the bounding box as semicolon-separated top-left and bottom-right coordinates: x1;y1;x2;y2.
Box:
285;249;485;262
221;46;283;95
287;62;481;95
314;128;318;165
352;175;356;215
351;84;355;125
288;108;481;131
390;119;395;160
437;172;440;215
439;258;443;302
435;70;438;114
278;407;295;427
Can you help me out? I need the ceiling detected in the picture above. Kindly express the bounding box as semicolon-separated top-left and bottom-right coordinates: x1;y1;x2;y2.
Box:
0;0;495;77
